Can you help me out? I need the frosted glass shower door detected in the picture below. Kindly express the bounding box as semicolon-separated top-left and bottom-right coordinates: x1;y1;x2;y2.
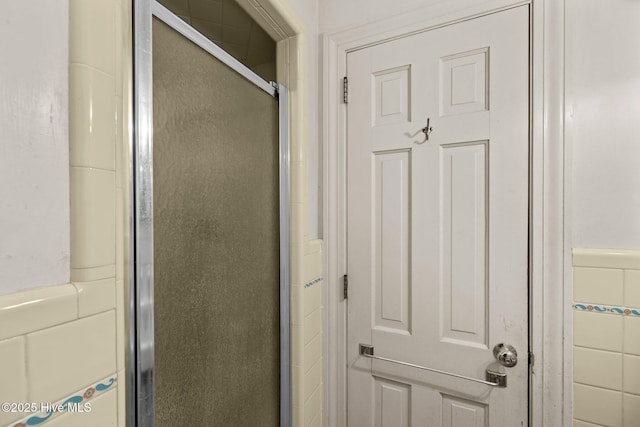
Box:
150;17;282;426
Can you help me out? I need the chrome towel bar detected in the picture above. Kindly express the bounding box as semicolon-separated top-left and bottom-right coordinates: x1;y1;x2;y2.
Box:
359;344;507;388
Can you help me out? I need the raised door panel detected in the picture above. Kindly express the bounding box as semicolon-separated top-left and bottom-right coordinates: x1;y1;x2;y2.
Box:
374;378;411;427
374;150;412;334
441;142;488;348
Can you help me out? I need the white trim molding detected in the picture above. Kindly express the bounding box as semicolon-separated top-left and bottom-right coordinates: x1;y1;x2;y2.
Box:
322;0;568;425
530;0;570;425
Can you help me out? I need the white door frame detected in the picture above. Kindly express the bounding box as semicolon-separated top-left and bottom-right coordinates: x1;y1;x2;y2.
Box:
321;0;571;426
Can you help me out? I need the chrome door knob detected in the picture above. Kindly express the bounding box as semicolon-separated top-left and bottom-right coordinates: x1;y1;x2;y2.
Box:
493;343;518;367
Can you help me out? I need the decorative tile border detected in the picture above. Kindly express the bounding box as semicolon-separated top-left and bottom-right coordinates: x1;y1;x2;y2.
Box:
7;374;117;427
573;303;640;316
304;277;323;288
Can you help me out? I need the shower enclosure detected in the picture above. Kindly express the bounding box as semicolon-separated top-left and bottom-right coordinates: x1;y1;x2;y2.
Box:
130;2;290;426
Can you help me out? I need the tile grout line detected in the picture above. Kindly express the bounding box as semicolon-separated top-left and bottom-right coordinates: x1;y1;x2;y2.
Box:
74;283;80;320
70;165;118;174
303;359;323;405
574;380;625;395
69;62;116;80
622;269;627;426
23;334;30;406
573;344;623;355
4;308;117;345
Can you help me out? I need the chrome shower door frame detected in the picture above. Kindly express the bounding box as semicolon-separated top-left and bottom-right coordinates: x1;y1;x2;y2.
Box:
130;2;291;425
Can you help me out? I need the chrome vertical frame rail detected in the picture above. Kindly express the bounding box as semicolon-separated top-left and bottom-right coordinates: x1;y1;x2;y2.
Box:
132;0;155;426
277;82;292;427
131;1;291;425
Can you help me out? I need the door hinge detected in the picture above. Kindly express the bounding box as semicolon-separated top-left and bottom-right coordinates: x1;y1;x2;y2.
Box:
529;352;534;367
343;76;348;104
343;274;348;299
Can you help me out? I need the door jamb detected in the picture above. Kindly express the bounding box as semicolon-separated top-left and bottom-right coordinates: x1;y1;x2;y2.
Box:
321;1;569;425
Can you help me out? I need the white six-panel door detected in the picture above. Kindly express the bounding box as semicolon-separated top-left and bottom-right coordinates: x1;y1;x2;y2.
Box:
347;6;529;426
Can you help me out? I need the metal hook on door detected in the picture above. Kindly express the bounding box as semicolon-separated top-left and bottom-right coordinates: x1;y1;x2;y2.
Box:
415;117;433;144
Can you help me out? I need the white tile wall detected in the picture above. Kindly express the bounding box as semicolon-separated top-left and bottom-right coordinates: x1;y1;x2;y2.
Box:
574;311;623;352
71;264;117;284
623;355;640;395
573;267;623;305
304;358;322;402
291;285;303;325
116;280;126;372
0;287;118;426
69;64;116;171
69;167;116;270
292;240;324;426
116;188;124;281
573;347;622;390
574;384;622;427
74;278;116;317
0;284;78;340
304;384;323;426
573;249;640;426
117;369;126;427
291;324;304;366
304;333;322;372
624;270;640;307
26;311;116;403
0;336;27;425
574;420;603;427
623;393;640;427
69;0;116;75
309;413;322;427
624;316;640;356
